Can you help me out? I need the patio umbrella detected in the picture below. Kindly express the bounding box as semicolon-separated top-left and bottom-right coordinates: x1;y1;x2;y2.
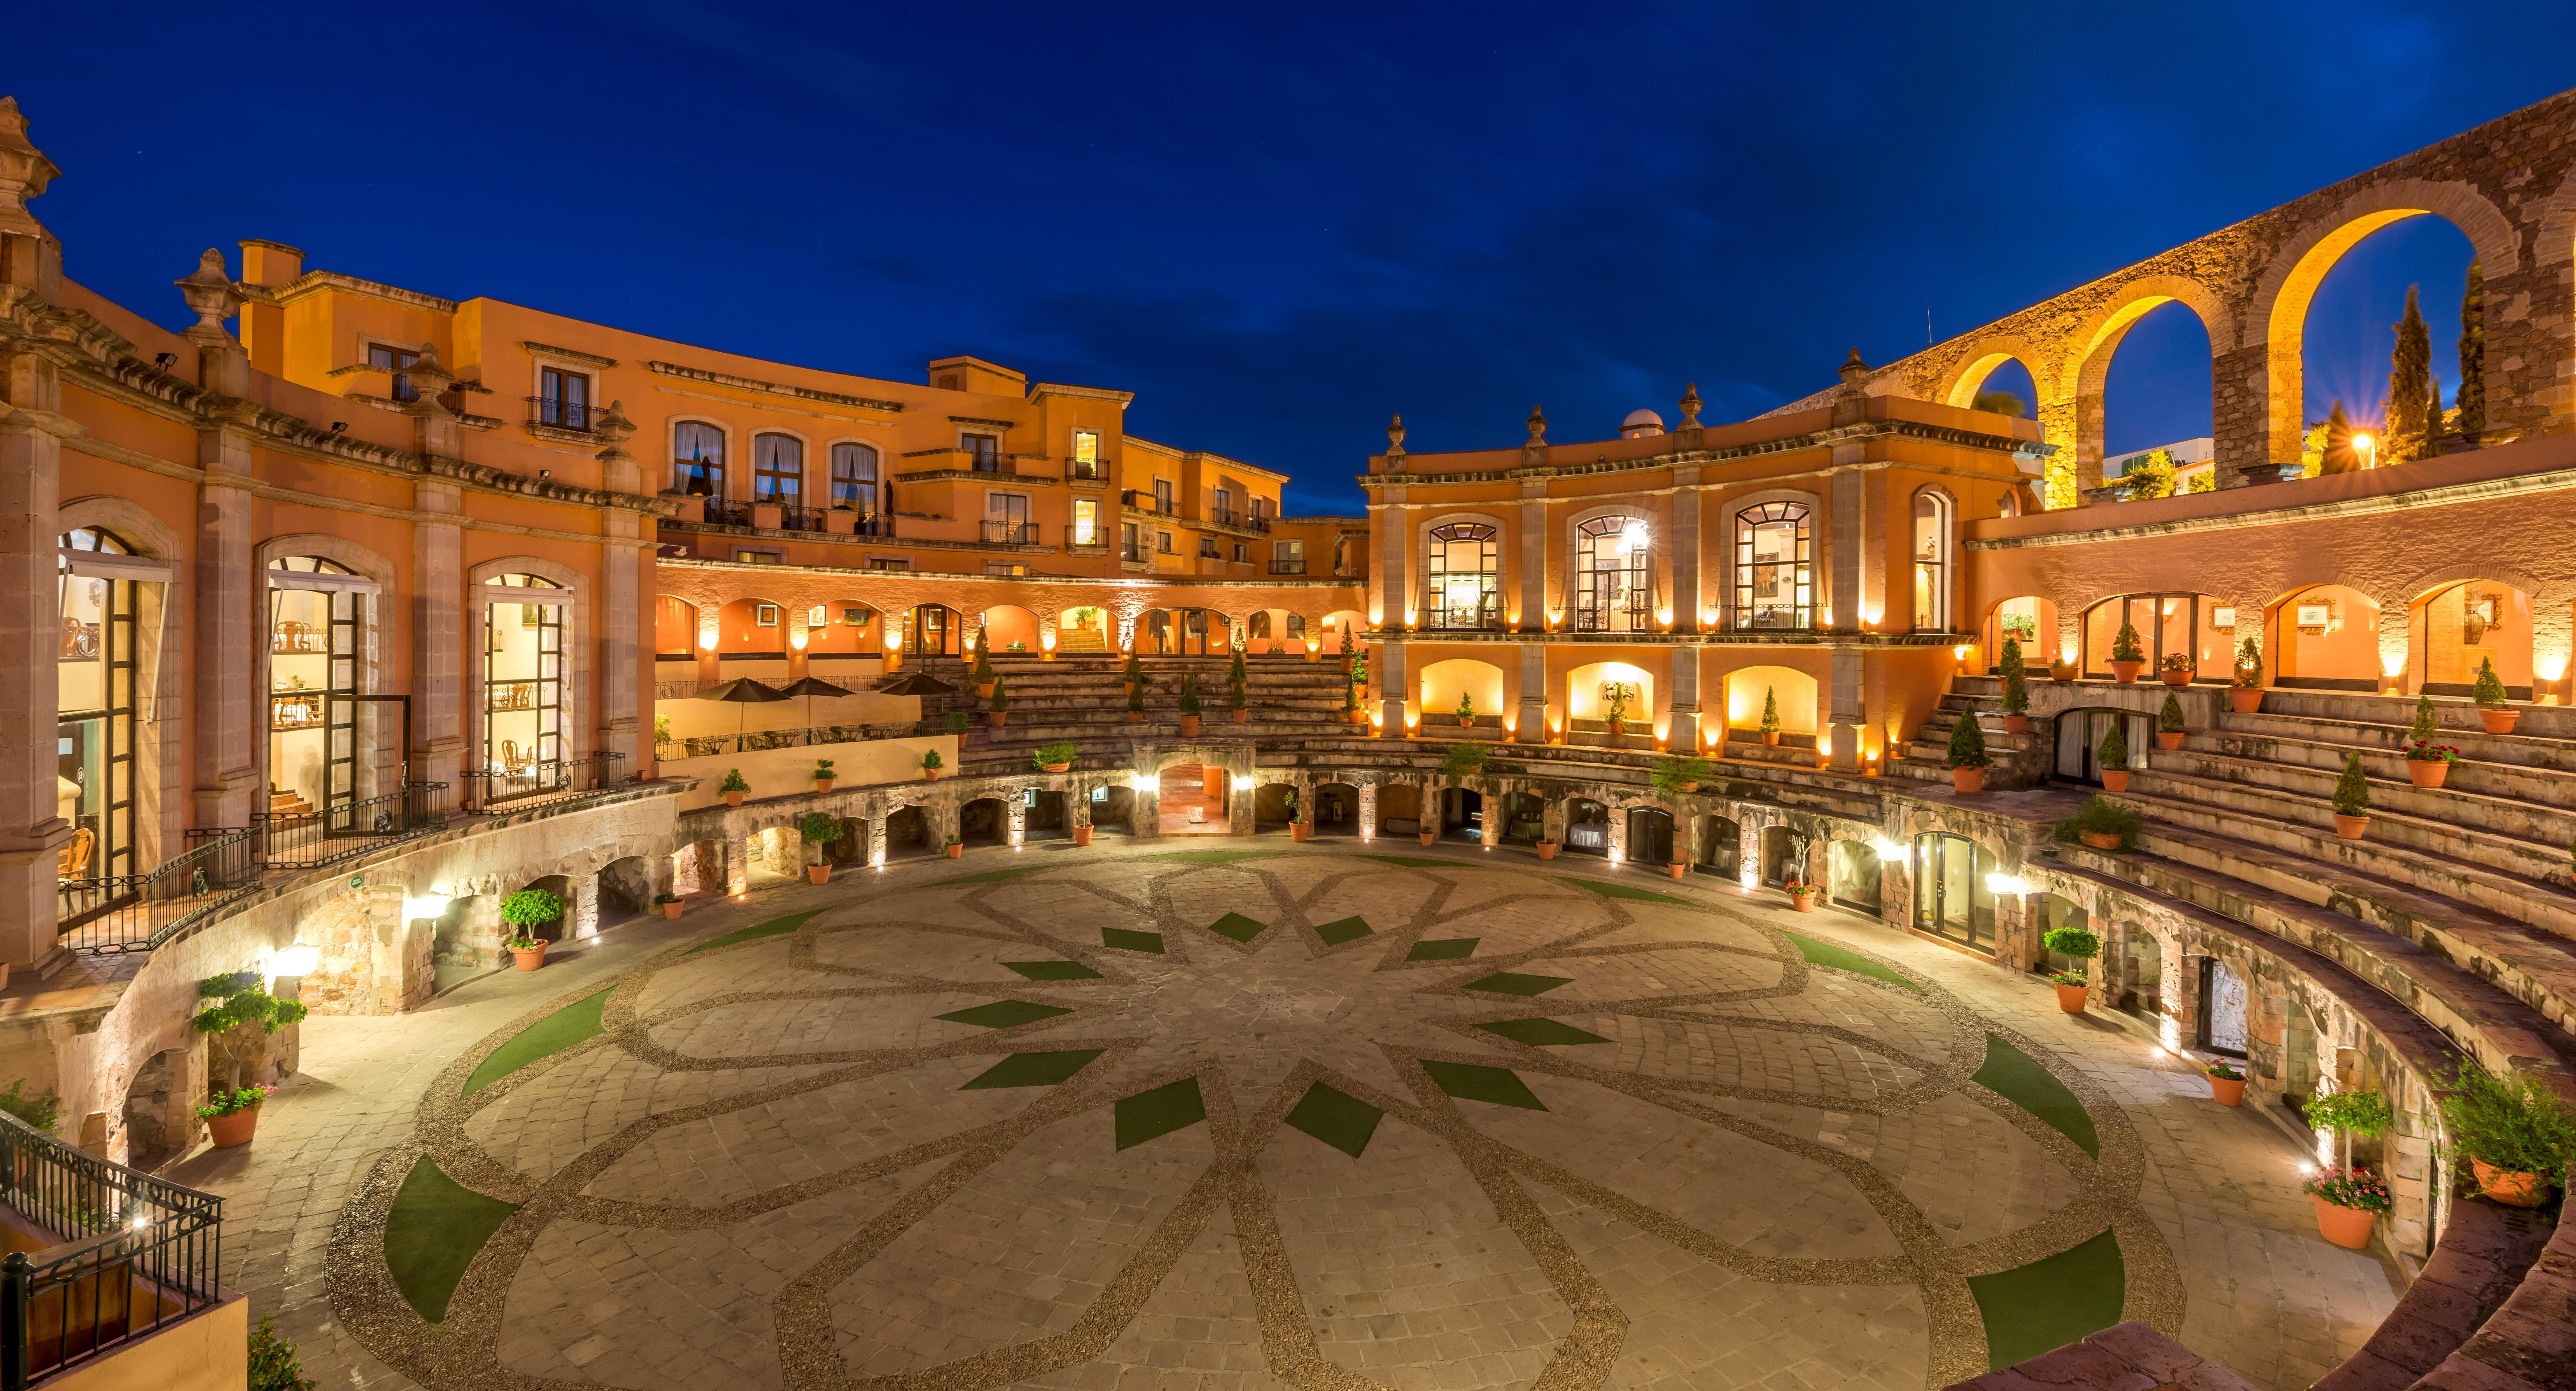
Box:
776;675;855;744
877;670;957;697
696;677;789;752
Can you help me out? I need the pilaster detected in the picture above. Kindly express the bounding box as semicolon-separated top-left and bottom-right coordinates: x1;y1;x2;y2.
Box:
1828;646;1865;774
1828;459;1863;633
1667;644;1701;753
1516;641;1548;741
192;433;257;827
1517;492;1547;632
0;363;72;970
1670;473;1702;633
1378;638;1408;733
413;481;466;789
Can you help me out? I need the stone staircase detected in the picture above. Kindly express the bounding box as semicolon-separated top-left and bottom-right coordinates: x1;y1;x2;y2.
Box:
1890;681;2051;788
913;654;1362;776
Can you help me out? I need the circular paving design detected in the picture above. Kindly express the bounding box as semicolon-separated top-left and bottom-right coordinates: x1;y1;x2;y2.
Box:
331;849;2183;1390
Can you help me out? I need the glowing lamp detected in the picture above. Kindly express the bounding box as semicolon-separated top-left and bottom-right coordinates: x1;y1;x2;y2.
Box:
1984;872;2028;897
789;630;808;651
1231;775;1254;791
696;627;716;651
1952;645;1970;661
1129;774;1154;792
1871;839;1904;862
400;895;449;922
2353;432;2375;463
270;943;320;977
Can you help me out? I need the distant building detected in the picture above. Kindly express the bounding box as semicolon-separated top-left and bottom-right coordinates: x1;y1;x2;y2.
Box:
2107;437;2215;489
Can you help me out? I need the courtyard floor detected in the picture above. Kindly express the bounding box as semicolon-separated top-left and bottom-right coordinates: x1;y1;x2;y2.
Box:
173;841;2399;1390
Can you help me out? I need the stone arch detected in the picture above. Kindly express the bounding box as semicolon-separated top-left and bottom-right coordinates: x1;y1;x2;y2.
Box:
258;531;398;585
1718;486;1824;630
58;494;186;560
1417;658;1505;726
467;556;589;783
2252;179;2520;466
2065;276;2233;489
1934;338;2056;410
1721;664;1819;739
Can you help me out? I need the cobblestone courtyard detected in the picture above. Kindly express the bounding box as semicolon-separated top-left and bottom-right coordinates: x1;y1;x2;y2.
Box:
178;844;2399;1390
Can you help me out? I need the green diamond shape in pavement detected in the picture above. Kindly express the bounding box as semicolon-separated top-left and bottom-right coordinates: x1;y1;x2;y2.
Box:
1314;916;1372;945
1206;913;1266;943
961;1049;1105;1089
1283;1082;1382;1158
1101;928;1165;954
1421;1059;1548;1110
1463;972;1570;996
1475;1018;1609;1046
1406;937;1478;961
1115;1077;1209;1149
1003;960;1101;981
935;1000;1074;1029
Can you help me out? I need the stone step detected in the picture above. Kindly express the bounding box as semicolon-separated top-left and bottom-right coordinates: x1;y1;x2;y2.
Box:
2153;742;2576;847
2126;763;2574;888
2216;707;2576;774
2199;727;2576;805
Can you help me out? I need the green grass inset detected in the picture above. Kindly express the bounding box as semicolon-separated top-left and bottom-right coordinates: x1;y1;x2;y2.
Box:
1283;1082;1383;1159
1206;913;1267;943
1314;916;1373;945
1475;1018;1610;1046
1003;960;1101;981
1973;1034;2100;1157
1406;937;1478;961
1464;971;1571;996
1559;877;1692;905
935;999;1074;1029
383;1154;518;1323
682;909;824;955
1115;1077;1208;1149
1363;855;1451;868
1101;927;1166;954
1421;1059;1548;1110
961;1049;1105;1089
1781;931;1923;993
463;989;612;1096
1147;851;1278;864
941;867;1049;885
1968;1230;2127;1370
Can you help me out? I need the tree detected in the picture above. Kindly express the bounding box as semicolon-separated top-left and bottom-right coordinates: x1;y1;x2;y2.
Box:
192;972;308;1096
1972;390;2025;418
2116;447;2177;500
2318;402;2365;475
2457;259;2485;445
2387;285;2433;461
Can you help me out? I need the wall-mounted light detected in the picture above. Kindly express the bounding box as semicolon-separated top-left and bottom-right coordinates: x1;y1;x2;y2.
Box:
269;942;320;977
400;894;450;922
1129;774;1155;792
1231;775;1254;791
1872;838;1904;862
1984;872;2028;896
789;631;808;651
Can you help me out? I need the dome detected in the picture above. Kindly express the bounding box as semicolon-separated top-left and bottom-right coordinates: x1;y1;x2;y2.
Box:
1622;408;1664;429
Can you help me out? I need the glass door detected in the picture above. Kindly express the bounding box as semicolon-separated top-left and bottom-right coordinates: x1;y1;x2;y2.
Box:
1911;832;1994;949
486;600;564;779
2053;708;2151;785
57;565;134;883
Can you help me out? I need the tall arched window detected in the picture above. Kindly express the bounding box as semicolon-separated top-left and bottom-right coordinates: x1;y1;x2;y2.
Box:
483;574;566;791
1911;490;1951;632
1423;523;1501;630
830;442;880;514
674;422;724;496
1575;515;1653;632
1733;502;1811;630
57;529;137;888
266;554;365;823
751;433;802;504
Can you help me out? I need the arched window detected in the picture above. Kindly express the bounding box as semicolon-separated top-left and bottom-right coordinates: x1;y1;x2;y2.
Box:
482;574;566;790
1911;490;1951;632
1575;515;1652;632
830;442;880;513
1732;502;1811;630
752;434;803;504
56;529;138;888
1423;523;1501;630
266;554;368;823
674;422;724;496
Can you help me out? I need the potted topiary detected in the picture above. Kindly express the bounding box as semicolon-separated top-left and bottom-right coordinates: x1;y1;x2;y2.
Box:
2474;656;2518;733
2302;1088;2395;1249
1650;753;1712;794
1230;648;1251;726
987;673;1009;729
920;749;944;781
1442;741;1491;778
2109;621;2146;683
2158;651;2194;686
1945;710;1990;794
2001;668;2029;734
1122;649;1142;696
191;970;306;1147
2438;1060;2576;1207
501;887;564;969
2331;749;2371;839
800;811;841;884
2204;1058;2246;1106
972;627;995;698
1130;679;1147;724
1456;692;1475;728
2156;691;2187;750
2042;924;2099;1013
1177;675;1203;738
2056;794;2143;851
1759;687;1782;745
813;757;836;793
1603;685;1630;740
943;833;964;859
721;768;750;807
2230;635;2265;713
2049;649;2079;683
2404;693;2460;788
1032;741;1078;774
2097;722;2131;792
1999;635;2025;686
655;891;684;920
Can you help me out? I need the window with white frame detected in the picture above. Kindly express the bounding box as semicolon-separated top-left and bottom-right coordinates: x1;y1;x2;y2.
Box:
675;421;724;495
1911;490;1951;632
752;434;802;504
1424;523;1502;630
1733;501;1812;630
831;442;879;512
1575;516;1652;632
1072;498;1099;545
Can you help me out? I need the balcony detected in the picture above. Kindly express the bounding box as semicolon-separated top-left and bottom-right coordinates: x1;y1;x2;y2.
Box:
461;751;626;813
853;512;897;537
980;520;1039;546
1121;489;1176;516
775;503;829;532
1269;559;1307;575
1208;506;1273;534
525;396;604;437
1068;456;1106;482
700;497;754;527
1420;604;1505;632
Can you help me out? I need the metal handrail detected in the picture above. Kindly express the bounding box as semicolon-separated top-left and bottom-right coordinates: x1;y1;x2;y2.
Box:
459;753;625;813
251;782;448;870
980;520;1037;545
56;827;259;956
1067;457;1105;481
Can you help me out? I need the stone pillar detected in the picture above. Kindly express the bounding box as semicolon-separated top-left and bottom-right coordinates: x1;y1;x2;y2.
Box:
1358;782;1378;839
568;874;600;941
0;349;68;972
1608;810;1628;865
1879;839;1911;928
862;816;886;867
192;464;257;826
2055;608;2083;673
1376;501;1407;632
1378;638;1408;733
1828;460;1863;632
1667;645;1701;753
1737;820;1760;889
1670;475;1702;632
2475;257;2574;450
2376;604;2412;696
1828;647;1865;774
598;531;643;763
414;484;467;791
1517;494;1547;632
1516;642;1549;742
1996;892;2040;971
1007;795;1026;846
2217;342;2290;489
723;838;749;896
1480;791;1502;847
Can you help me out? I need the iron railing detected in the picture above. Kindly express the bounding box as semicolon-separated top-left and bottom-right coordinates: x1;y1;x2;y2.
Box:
1068;456;1105;481
1421;603;1505;631
853;513;896;537
1121;489;1176;516
1269;559;1306;575
55;828;260;957
655;678;710;700
252;782;448;870
1210;507;1273;533
0;1110;223;1389
980;520;1037;546
702;498;753;527
526;396;602;433
775;504;829;532
460;753;624;813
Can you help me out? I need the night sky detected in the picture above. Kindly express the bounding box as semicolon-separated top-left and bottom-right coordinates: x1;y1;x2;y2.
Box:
14;2;2575;515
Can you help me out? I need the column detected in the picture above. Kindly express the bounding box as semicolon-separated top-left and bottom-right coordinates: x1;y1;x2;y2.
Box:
1670;474;1702;632
1667;645;1701;752
1007;796;1026;846
1376;501;1407;632
1358;782;1378;840
598;527;643;762
1480;794;1502;847
1517;495;1547;631
1736;820;1760;889
1828;461;1863;633
192;443;257;827
414;482;467;792
1378;637;1407;734
1517;642;1549;742
863;815;886;868
1828;647;1865;774
0;334;68;972
2375;604;2411;696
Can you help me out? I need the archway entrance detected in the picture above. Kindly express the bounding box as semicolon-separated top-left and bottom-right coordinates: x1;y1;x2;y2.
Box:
1565;799;1609;856
1093;784;1134;834
1499;792;1545;843
1025;789;1070;841
1311;783;1358;835
1142;609;1227;656
516;873;575;944
884;805;931;859
1625;808;1674;866
1830;840;1881;911
1157;765;1227;836
2198;956;2249;1058
1376;784;1423;837
1253;783;1296;826
904;604;960;657
1437;788;1484;840
961;797;1008;846
1700;816;1742;878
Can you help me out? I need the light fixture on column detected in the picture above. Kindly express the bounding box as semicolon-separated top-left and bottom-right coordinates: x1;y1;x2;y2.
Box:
1984;872;2028;896
1872;838;1904;862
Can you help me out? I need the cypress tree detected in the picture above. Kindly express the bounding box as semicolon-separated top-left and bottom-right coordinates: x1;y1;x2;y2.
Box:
2319;402;2360;474
2387;286;2431;461
2457;260;2485;445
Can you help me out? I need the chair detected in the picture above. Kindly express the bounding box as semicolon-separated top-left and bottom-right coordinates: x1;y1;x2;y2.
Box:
56;826;94;880
500;740;523;774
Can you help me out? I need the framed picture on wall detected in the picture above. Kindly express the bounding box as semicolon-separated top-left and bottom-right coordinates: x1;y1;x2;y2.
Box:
755;603;779;627
842;607;870;626
2295;601;2331;631
2209;606;2236;629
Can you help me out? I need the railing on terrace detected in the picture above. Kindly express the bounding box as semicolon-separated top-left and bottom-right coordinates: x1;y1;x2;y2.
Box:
656;677;711;700
980;520;1037;546
701;498;753;527
525;396;603;433
670;724;918;756
1269;560;1306;575
1067;456;1105;481
252;782;448;870
1121;490;1176;516
776;504;829;532
853;513;896;537
459;753;624;813
55;827;261;957
0;1110;223;1390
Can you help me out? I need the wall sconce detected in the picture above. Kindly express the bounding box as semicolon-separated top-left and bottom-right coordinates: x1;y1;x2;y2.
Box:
1872;838;1904;862
268;942;321;977
1231;775;1254;791
399;894;450;922
789;631;808;651
1129;774;1154;792
1984;872;2028;896
697;627;717;651
1656;609;1674;629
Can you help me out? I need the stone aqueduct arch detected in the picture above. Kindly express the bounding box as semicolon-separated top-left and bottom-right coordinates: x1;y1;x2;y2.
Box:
1778;89;2576;505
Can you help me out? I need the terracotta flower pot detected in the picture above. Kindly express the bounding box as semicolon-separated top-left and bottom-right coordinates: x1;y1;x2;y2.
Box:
2207;1074;2246;1106
2050;664;2078;683
1042;762;1071;773
975;681;995;699
2406;760;2449;789
1676;781;1699;793
807;865;830;885
1667;862;1689;880
2003;715;2027;734
1419;830;1438;847
512;944;547;971
2156;732;2185;750
2101;770;2130;792
2471;1158;2551;1207
1179;715;1200;737
1234;709;1249;724
661;901;683;920
1762;731;1781;746
944;843;963;858
2480;708;2520;734
205;1106;261;1148
1073;825;1093;846
815;776;838;794
1535;841;1558;860
2312;1196;2378;1251
1131;711;1146;724
1290;822;1309;842
2054;981;2088;1013
2333;813;2369;840
2109;660;2143;684
2228;688;2264;713
1458;715;1474;728
724;790;745;807
1950;766;1985;795
923;767;942;781
2160;669;2191;686
2080;831;2121;850
987;711;1007;728
1788;888;1819;911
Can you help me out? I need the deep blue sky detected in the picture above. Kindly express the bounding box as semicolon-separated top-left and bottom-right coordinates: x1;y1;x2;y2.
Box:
15;2;2574;513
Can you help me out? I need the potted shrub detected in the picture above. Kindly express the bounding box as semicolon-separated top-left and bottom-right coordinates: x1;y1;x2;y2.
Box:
2405;739;2459;789
1442;742;1491;778
2474;656;2518;734
501;887;564;969
2437;1060;2576;1208
2331;749;2371;839
190;971;305;1147
943;833;964;859
1945;709;1990;795
1456;692;1476;728
2056;794;2142;851
2042;924;2099;1013
0;1079;61;1141
2158;652;2194;686
2049;651;2079;683
1999;635;2025;686
1073;820;1093;846
1177;675;1203;738
920;749;944;781
1759;687;1782;745
2097;722;2131;792
946;710;972;735
1122;650;1141;696
2230;635;2265;713
1603;685;1630;740
812;758;836;793
2156;691;2187;750
2204;1058;2246;1107
1291;814;1311;843
801;811;841;884
721;768;750;807
2302;1165;2392;1250
2108;621;2146;683
654;891;684;921
987;674;1009;729
2001;668;2029;734
1782;870;1820;911
1129;680;1147;724
653;713;673;756
972;628;995;698
1419;824;1439;847
1230;648;1251;724
1666;859;1690;881
198;1084;275;1149
1651;753;1712;794
1535;836;1559;860
1032;741;1078;774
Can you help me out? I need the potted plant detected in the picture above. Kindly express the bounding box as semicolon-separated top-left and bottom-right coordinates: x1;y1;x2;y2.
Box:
943;833;964;859
1419;823;1440;847
1603;685;1630;740
197;1084;275;1149
2302;1165;2392;1250
2049;650;2079;683
946;710;972;735
655;891;684;921
2474;656;2518;733
813;757;836;793
1534;835;1559;860
501;887;564;969
1073;820;1093;846
1177;675;1203;738
1457;692;1476;728
2158;651;2194;686
1291;813;1311;842
800;811;841;884
2109;621;2146;683
190;971;306;1147
972;627;995;698
1783;870;1820;911
1651;753;1712;794
2204;1058;2246;1107
2230;635;2265;713
1666;858;1690;880
2001;668;2029;734
1130;680;1147;724
987;674;1009;729
1945;709;1990;794
720;767;750;807
1032;741;1078;774
921;749;944;781
653;713;673;755
2056;794;2143;851
2331;749;2371;839
1759;687;1782;745
2156;691;2187;750
1230;673;1250;724
1122;649;1141;696
2097;722;2131;792
1442;741;1491;778
2405;738;2460;789
2000;635;2025;684
2437;1060;2576;1207
2042;924;2099;1013
0;1079;62;1143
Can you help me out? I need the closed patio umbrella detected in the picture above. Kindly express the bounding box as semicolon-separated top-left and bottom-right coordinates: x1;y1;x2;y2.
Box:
776;675;855;744
696;677;789;752
876;670;957;697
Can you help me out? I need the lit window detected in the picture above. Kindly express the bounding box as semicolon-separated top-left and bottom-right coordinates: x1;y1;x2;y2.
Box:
752;434;803;504
1072;498;1098;545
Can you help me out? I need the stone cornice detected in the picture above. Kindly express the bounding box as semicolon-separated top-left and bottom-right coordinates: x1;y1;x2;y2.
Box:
947;414;1018;428
645;359;905;413
1360;419;2050;491
1966;464;2576;551
1026;382;1135;406
267;268;457;315
520;340;617;369
656;555;1365;591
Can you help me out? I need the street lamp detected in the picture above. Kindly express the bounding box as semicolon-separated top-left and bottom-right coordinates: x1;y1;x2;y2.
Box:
2352;431;2375;468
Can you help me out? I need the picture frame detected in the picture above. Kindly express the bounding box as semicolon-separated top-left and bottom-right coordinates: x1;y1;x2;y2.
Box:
755;603;779;628
2295;601;2331;631
2209;606;2236;629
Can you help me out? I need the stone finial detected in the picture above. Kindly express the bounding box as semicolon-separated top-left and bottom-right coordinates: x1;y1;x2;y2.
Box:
1385;414;1406;457
399;342;458;420
1678;383;1702;428
174;247;245;343
1525;405;1548;445
593;399;636;447
1838;348;1869;384
0;97;61;238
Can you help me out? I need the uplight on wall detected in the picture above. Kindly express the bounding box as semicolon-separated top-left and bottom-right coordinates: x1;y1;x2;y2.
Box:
401;894;450;921
1872;839;1905;862
1231;775;1254;791
1984;872;2028;897
1129;774;1154;793
789;630;808;651
268;942;320;978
